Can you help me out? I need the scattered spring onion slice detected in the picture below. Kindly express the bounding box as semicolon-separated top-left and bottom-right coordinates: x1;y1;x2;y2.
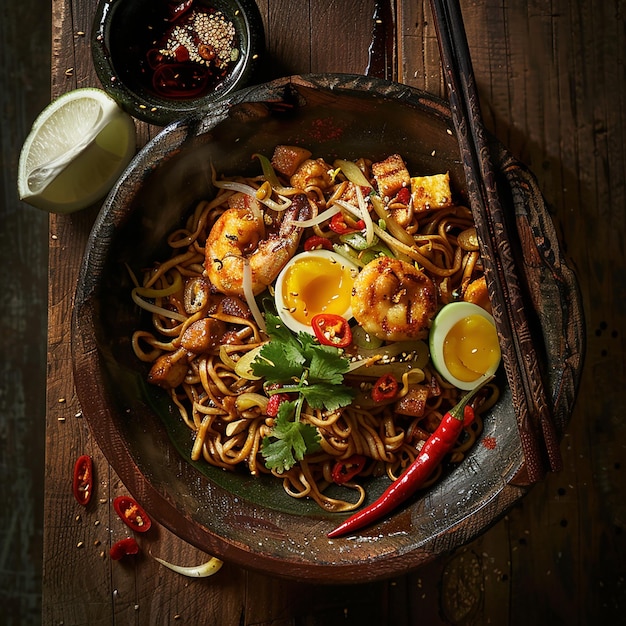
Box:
152;554;223;578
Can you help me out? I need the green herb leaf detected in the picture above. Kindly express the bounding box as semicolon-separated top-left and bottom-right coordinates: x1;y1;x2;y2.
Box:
252;313;355;471
252;340;304;381
261;402;321;472
299;383;355;411
307;345;350;385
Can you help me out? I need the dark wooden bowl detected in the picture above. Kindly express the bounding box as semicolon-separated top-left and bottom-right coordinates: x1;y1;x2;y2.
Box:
72;74;584;583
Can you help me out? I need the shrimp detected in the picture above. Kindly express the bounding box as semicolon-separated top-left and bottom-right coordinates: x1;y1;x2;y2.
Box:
351;257;437;341
204;192;312;296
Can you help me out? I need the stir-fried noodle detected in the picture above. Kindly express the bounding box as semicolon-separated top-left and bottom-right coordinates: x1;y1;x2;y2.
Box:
131;149;499;512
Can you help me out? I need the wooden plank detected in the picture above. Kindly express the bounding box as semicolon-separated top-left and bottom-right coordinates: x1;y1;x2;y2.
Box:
0;0;50;623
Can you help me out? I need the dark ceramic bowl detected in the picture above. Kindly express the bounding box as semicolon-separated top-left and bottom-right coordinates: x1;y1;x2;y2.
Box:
72;74;584;583
91;0;264;126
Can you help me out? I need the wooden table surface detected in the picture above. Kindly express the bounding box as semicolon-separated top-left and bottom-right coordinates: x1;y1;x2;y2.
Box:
43;1;626;624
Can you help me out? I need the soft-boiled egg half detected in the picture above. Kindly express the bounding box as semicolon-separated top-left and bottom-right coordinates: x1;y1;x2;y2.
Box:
429;301;501;390
274;249;360;334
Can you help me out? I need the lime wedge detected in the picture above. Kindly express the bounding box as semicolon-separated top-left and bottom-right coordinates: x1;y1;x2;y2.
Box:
18;88;136;214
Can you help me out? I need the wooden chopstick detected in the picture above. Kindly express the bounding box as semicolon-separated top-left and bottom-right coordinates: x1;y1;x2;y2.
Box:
428;0;562;482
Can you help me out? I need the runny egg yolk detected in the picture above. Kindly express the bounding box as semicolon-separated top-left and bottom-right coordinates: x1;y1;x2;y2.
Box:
442;314;501;383
281;256;353;325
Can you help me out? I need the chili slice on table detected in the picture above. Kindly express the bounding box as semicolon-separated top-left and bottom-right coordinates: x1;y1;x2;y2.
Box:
113;495;152;533
332;455;367;484
72;454;93;506
110;537;140;561
371;373;399;403
311;314;352;348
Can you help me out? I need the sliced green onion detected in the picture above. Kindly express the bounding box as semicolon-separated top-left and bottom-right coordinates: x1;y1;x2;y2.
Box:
334;159;373;188
233;344;266;380
235;391;269;411
331;243;366;267
338;231;379;251
369;193;416;247
152;554;223;578
252;153;295;195
351;325;384;350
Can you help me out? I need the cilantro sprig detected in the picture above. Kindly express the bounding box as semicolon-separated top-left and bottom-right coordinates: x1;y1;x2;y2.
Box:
252;313;356;473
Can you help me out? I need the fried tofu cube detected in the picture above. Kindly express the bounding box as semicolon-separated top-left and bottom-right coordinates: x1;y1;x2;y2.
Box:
410;172;453;212
335;181;371;207
372;154;411;198
271;145;313;178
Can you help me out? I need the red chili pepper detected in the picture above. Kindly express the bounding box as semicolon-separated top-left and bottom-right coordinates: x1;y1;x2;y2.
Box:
396;187;411;204
266;392;290;417
327;380;490;538
463;404;475;427
303;235;333;251
371;373;399;403
329;213;366;235
167;0;194;21
113;496;152;533
332;455;367;484
72;455;93;506
311;314;353;348
110;537;140;561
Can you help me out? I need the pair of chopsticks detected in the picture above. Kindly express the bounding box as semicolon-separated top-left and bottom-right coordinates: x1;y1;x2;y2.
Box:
428;0;562;482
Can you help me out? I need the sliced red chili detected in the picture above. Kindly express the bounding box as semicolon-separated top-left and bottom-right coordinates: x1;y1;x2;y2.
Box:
110;537;140;561
113;496;152;533
371;373;399;403
332;455;367;484
167;0;194;21
311;314;352;348
303;235;333;251
329;213;366;235
72;454;93;506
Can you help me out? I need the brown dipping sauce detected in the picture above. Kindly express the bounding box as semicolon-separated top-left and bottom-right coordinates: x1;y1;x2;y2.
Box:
130;0;239;100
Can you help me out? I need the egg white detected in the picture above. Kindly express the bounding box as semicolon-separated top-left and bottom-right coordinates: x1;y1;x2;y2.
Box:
429;301;500;390
274;249;359;335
